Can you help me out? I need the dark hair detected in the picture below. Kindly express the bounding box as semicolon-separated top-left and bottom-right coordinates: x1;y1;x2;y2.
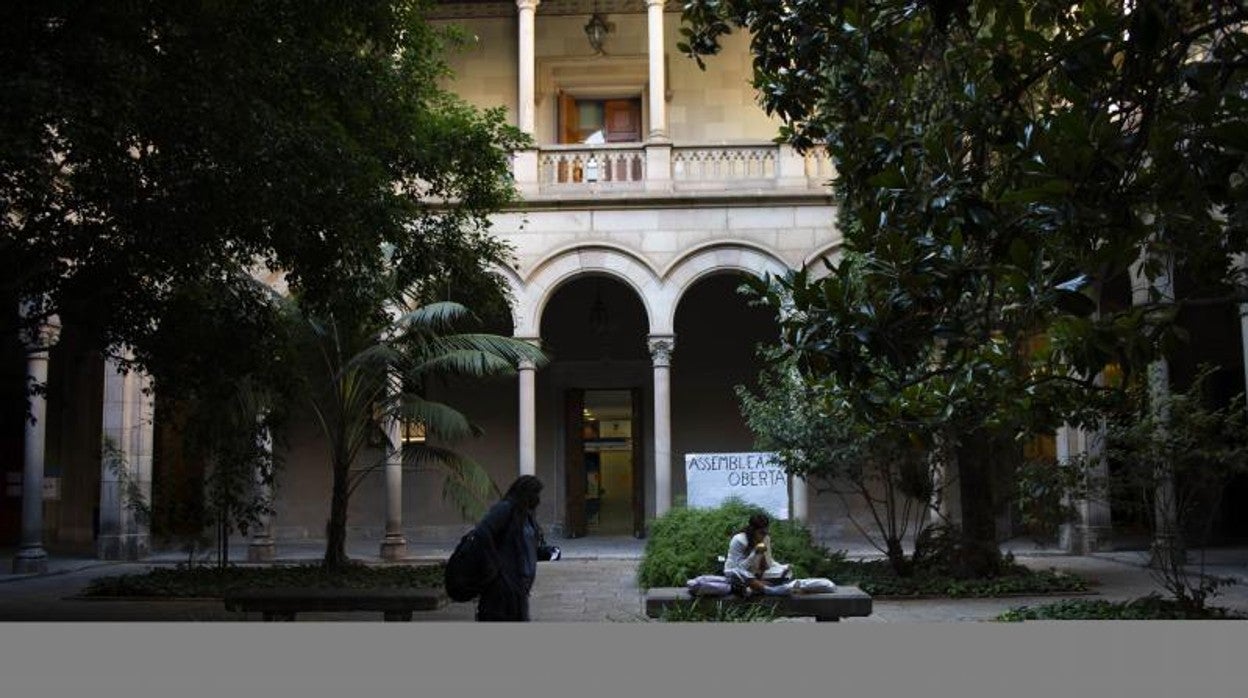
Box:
504;475;543;511
743;513;770;542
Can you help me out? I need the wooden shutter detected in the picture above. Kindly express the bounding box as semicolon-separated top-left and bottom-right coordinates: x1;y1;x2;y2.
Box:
558;92;579;144
604;99;641;143
631;386;646;537
564;389;586;538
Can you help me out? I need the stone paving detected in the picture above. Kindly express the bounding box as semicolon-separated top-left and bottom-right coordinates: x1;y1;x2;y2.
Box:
3;538;1248;622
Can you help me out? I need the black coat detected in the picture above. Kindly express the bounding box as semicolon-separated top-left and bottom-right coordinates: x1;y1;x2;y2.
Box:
475;497;549;621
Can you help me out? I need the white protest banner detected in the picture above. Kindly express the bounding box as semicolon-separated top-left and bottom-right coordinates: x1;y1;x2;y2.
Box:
684;452;789;519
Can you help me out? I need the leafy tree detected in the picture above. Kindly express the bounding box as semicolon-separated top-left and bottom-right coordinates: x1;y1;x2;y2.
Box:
287;291;547;570
1;0;523;371
1104;366;1248;613
737;354;938;576
100;273;294;567
684;1;1248;575
2;1;529;565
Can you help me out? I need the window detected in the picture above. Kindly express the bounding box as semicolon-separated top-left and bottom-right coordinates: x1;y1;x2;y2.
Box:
558;94;642;144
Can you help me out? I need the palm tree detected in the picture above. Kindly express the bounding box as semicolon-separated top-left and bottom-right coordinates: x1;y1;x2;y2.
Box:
287;294;546;570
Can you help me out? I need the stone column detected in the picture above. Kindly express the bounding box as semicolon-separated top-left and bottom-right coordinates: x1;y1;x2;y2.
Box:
1234;254;1248;398
516;0;539;135
643;0;672;193
518;357;538;477
1056;423;1112;554
247;421;276;562
648;335;674;518
790;474;808;524
644;0;668;141
12;318;60;574
380;386;407;561
98;356;154;560
513;0;541;196
1132;248;1179;566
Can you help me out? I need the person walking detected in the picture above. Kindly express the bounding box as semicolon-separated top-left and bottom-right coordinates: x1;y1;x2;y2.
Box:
475;475;558;621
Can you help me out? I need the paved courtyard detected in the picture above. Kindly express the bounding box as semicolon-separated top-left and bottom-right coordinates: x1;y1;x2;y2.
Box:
3;537;1248;622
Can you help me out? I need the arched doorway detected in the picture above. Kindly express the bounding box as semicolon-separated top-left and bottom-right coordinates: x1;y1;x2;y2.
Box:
540;274;649;537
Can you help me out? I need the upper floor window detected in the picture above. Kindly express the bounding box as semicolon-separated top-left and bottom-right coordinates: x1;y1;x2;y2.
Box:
558;94;641;144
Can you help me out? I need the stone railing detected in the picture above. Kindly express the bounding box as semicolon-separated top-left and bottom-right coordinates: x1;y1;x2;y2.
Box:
523;143;833;196
804;147;835;184
538;144;646;190
671;145;777;183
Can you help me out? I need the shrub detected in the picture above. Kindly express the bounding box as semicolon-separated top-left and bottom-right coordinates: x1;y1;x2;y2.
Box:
657;598;779;622
997;595;1247;621
637;499;837;589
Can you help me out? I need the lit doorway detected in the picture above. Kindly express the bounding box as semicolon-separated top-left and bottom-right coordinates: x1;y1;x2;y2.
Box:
564;388;643;538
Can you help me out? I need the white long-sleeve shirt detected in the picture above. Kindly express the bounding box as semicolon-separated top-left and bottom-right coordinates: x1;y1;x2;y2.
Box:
723;532;791;581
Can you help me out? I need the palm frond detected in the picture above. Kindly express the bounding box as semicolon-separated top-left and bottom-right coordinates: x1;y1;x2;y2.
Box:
395;301;476;334
394;395;478;441
345;343;403;374
410;349;519;378
418;333;548;366
403;444;500;521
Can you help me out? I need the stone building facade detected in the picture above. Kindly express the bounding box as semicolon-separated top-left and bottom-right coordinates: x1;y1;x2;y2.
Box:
6;1;1247;570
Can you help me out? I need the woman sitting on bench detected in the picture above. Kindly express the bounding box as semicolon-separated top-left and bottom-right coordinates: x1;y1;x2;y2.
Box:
724;513;795;596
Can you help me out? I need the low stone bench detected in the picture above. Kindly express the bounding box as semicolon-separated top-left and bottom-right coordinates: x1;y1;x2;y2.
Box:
223;588;447;622
644;586;872;622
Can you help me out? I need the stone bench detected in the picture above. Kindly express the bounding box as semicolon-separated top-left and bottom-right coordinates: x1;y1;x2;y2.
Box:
223;588;447;622
644;586;872;622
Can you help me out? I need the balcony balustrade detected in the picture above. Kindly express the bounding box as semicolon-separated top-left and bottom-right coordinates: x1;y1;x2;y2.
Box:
523;142;833;198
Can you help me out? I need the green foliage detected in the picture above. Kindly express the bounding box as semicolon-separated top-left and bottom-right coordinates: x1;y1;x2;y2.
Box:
637;500;835;589
1010;457;1091;545
82;563;444;598
1104;366;1248;612
738;359;937;576
656;598;779;623
998;595;1247;622
1;0;524;390
636;500;1088;596
683;0;1248;577
822;557;1089;598
286;290;548;569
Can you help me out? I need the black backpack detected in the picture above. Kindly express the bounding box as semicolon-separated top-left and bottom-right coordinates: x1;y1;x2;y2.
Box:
444;525;501;603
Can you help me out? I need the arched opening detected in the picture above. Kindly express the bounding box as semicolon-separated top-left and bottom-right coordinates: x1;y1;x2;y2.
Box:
540;274;649;538
671;273;780;505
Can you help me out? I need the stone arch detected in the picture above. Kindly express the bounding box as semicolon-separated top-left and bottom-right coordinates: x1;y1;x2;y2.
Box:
516;245;660;338
489;262;528;337
661;242;791;336
802;240;846;279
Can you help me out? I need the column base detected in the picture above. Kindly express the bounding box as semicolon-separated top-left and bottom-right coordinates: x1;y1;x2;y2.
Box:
247;538;277;563
379;536;408;561
1060;524;1112;555
12;548;48;574
97;533;150;561
1149;532;1186;569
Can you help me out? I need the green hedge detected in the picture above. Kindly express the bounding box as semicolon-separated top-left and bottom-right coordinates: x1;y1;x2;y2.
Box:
819;557;1089;598
637;501;1092;598
637;500;835;589
997;595;1248;621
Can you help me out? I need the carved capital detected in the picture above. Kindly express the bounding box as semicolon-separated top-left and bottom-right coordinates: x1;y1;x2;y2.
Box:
20;317;61;352
516;0;540;12
647;335;675;366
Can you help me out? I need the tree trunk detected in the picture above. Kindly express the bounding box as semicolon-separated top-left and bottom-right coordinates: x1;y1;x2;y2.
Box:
884;537;912;577
953;428;1010;578
323;461;351;569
